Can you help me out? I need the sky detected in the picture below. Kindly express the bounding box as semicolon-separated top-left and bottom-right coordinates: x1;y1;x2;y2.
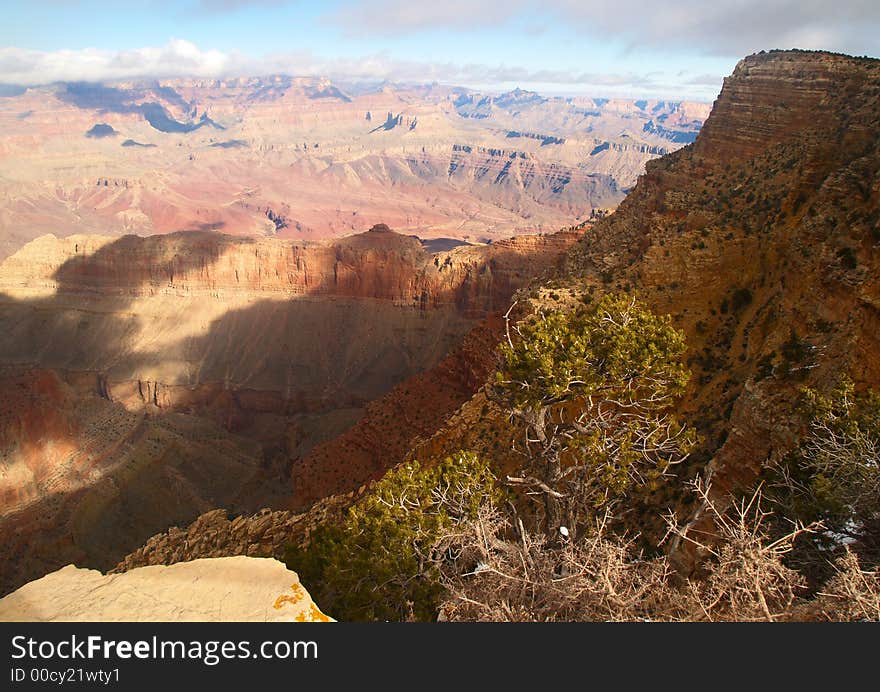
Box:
0;1;878;101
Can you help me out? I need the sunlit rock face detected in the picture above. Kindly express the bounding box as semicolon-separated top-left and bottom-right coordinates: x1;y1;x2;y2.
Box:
0;556;332;622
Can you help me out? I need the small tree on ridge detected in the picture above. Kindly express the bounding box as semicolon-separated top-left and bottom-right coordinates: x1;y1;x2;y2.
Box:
492;293;697;537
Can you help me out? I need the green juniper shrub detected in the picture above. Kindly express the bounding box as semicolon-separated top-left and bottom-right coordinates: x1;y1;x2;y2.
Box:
491;293;697;540
284;451;500;621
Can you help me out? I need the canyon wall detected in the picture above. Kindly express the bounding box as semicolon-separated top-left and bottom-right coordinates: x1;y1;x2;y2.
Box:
0;223;581;594
390;50;880;560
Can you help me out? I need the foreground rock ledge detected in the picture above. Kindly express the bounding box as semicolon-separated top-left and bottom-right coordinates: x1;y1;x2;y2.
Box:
0;556;332;622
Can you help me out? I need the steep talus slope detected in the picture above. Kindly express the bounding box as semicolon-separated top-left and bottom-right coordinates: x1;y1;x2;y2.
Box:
290;315;504;508
0;223;581;594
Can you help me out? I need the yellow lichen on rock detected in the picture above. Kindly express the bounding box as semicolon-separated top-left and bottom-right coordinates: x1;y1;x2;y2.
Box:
295;603;333;622
273;582;305;609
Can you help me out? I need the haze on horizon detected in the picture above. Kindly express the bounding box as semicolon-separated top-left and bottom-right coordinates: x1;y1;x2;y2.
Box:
2;1;879;101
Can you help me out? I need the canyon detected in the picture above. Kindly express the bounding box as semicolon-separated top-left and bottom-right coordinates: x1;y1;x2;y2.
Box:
96;49;880;580
0;77;708;261
0;75;707;594
3;49;878;610
0;222;580;594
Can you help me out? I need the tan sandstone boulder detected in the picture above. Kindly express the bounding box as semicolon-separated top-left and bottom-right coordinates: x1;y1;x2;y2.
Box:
0;556;332;622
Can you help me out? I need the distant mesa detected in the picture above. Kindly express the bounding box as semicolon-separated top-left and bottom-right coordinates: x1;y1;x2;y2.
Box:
306;84;352;102
85;123;117;138
210;139;248;149
121;139;156;148
494;88;547;110
61;83;223;134
454;88;547;119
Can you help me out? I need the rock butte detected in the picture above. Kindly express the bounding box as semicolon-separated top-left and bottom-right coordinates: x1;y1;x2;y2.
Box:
0;556;331;622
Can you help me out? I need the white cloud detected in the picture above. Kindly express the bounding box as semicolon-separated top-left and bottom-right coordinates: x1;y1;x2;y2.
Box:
330;0;880;57
261;52;722;98
2;2;873;99
0;40;721;100
0;40;238;85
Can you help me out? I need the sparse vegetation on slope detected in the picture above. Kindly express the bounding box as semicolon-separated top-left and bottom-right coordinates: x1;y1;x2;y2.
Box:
285;293;878;621
762;380;880;584
438;480;878;622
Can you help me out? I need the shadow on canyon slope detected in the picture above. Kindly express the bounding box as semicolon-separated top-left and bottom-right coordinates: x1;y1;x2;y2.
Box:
0;232;262;594
0;227;560;595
